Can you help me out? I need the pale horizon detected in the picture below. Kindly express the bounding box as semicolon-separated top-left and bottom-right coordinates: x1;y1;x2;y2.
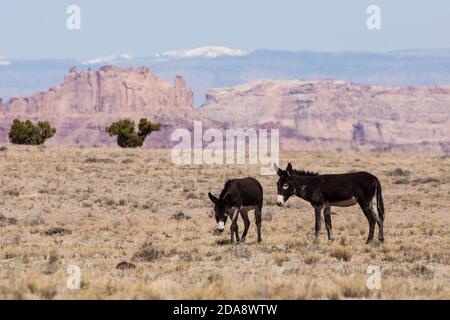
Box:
4;45;450;62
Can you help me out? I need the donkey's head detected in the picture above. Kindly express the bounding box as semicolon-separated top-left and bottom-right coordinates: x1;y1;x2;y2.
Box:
274;163;296;206
208;192;232;232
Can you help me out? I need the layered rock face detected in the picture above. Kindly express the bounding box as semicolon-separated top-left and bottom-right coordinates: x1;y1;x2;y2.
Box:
0;66;209;147
1;67;449;153
199;80;450;153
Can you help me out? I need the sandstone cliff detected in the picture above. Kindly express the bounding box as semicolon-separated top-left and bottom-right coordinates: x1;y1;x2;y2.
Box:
199;80;450;153
1;67;449;153
0;66;210;147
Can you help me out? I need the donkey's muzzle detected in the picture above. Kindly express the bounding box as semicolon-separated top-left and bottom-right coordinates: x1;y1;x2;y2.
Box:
276;195;285;207
216;221;225;232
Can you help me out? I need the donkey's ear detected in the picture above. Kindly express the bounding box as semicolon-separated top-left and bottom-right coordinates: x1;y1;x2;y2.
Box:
286;163;293;175
208;192;219;204
274;163;284;177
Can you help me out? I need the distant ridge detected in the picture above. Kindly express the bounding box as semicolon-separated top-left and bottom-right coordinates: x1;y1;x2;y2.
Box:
2;48;450;106
199;79;450;153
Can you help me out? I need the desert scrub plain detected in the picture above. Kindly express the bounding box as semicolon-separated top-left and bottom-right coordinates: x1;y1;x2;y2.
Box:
0;145;449;299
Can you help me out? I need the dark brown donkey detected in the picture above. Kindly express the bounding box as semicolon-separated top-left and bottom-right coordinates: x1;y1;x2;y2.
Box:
275;163;385;243
208;177;263;243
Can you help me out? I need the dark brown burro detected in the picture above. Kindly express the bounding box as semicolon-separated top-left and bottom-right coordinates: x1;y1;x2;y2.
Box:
208;177;263;243
275;163;385;243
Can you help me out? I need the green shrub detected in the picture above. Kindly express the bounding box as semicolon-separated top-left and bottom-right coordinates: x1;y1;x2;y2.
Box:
106;118;160;148
9;119;56;145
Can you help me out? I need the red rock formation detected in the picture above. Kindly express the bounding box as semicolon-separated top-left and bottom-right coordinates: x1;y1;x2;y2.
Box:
199;80;450;153
1;68;449;153
0;65;210;147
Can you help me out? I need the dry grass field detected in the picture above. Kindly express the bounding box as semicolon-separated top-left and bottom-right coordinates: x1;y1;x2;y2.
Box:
0;145;449;299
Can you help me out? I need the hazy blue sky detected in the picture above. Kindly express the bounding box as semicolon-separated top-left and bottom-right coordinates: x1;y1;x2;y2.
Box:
0;0;449;59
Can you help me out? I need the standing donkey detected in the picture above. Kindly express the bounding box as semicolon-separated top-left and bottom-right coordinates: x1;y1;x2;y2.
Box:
208;177;263;243
275;163;385;243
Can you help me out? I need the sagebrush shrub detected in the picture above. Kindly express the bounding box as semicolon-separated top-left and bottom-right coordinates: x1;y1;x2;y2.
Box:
106;118;160;148
9;119;56;145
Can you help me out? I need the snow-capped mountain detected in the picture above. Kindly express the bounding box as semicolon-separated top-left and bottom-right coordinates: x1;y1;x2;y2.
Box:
81;47;248;64
154;46;248;59
82;53;133;65
0;56;10;66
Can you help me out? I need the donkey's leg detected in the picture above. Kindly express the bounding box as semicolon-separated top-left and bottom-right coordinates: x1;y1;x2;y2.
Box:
254;207;262;243
230;208;240;243
240;209;250;242
360;204;376;244
234;223;240;242
229;224;235;243
314;206;323;238
377;218;384;242
323;206;334;241
370;204;384;242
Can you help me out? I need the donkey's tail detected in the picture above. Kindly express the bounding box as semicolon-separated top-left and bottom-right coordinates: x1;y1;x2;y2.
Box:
375;178;385;222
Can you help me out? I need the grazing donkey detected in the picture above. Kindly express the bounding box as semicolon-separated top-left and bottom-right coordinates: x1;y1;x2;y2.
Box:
208;177;263;243
275;163;385;243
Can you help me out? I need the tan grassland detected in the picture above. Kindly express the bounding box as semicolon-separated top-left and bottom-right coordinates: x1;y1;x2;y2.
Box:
0;145;449;299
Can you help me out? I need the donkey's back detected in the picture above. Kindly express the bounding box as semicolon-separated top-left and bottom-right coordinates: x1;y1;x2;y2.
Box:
226;177;263;208
317;171;381;201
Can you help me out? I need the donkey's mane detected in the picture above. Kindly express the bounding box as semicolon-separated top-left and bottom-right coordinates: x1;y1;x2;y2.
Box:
292;169;319;177
219;180;233;200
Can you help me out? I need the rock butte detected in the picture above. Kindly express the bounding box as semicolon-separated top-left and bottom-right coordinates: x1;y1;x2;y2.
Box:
0;66;449;152
0;65;212;147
